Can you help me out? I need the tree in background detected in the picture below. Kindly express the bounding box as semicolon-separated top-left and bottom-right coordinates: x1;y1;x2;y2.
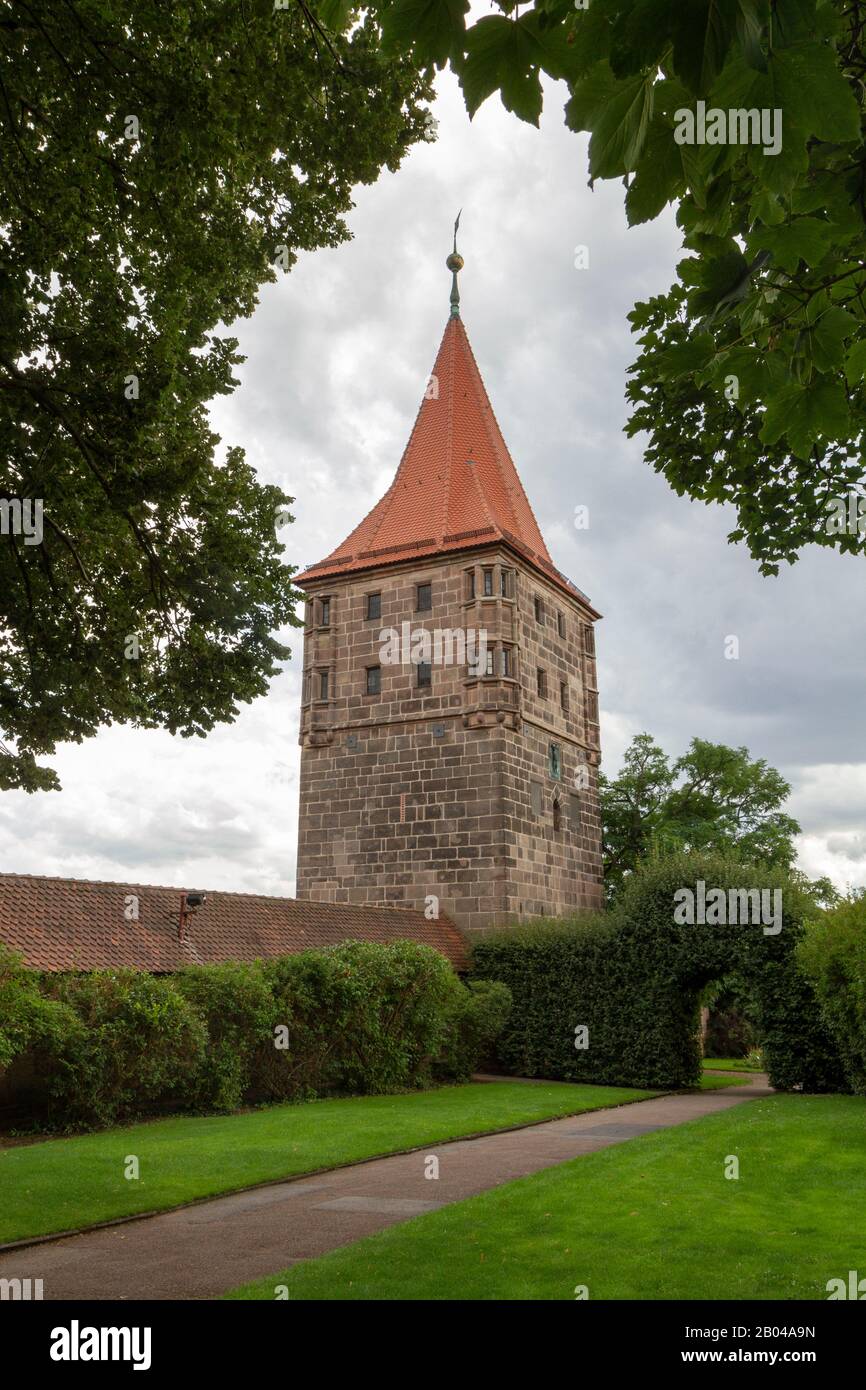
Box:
0;1;434;790
369;0;866;572
599;732;834;902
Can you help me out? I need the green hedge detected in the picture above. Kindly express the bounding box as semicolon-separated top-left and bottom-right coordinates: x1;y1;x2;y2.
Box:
798;894;866;1093
0;940;511;1131
472;855;845;1093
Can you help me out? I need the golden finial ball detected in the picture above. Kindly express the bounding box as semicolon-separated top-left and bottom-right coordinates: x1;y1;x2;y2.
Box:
446;252;464;272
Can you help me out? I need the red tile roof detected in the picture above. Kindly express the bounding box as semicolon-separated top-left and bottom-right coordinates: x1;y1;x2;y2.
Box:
0;874;469;972
296;315;596;609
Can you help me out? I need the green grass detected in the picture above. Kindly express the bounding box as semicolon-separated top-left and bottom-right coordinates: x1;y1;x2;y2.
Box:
703;1057;763;1072
0;1080;656;1245
226;1094;865;1301
696;1071;752;1089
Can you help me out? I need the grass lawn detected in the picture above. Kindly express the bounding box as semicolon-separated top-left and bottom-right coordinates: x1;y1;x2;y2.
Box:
226;1094;865;1301
704;1057;763;1072
697;1072;752;1090
0;1080;656;1246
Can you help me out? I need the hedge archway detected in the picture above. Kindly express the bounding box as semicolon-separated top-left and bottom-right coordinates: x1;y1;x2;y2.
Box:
472;854;845;1093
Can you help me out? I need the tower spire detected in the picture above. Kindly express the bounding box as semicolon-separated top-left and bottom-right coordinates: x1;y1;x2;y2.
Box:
446;210;463;318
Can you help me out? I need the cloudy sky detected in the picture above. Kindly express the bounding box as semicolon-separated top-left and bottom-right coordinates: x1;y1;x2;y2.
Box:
2;66;864;897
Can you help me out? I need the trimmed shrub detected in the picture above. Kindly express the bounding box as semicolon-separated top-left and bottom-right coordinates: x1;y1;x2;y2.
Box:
259;939;462;1099
0;939;510;1131
798;894;866;1094
473;854;845;1093
434;979;513;1082
174;961;276;1111
0;945;71;1072
36;970;207;1128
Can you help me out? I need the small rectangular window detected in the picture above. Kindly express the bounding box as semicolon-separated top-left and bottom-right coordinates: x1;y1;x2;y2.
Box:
500;647;512;678
366;593;381;621
534;595;544;623
557;611;566;639
586;689;599;724
417;583;432;612
549;742;562;780
366;666;381;695
537;668;547;698
319;598;331;626
302;673;310;704
417;661;432;688
560;680;569;712
584;624;595;656
484;649;494;676
483;568;493;596
319;671;330;701
500;569;510;598
467;570;476;599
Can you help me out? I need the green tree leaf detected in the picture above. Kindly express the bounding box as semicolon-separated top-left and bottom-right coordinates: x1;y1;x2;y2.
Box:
672;0;740;95
380;0;470;66
588;73;655;178
760;379;850;459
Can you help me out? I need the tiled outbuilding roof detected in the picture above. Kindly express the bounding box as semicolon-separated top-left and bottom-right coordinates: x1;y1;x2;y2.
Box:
0;873;469;972
296;314;597;612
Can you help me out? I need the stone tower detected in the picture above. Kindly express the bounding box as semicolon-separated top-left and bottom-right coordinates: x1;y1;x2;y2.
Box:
294;239;603;933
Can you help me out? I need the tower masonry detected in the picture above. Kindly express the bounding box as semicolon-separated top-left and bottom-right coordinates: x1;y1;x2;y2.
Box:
295;242;604;933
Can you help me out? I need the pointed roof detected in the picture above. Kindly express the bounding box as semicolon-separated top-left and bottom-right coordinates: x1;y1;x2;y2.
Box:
296;314;595;610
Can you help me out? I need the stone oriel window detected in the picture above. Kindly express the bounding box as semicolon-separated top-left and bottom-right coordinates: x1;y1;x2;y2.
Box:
366;593;381;621
417;660;432;688
366;666;381;695
537;668;547;698
319;597;331;627
549;742;562;780
417;582;432;612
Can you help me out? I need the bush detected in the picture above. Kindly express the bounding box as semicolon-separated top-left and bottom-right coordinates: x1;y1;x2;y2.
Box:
472;854;846;1093
0;939;509;1131
174;961;276;1111
36;970;207;1128
260;940;462;1099
0;945;71;1073
434;979;513;1082
798;894;866;1094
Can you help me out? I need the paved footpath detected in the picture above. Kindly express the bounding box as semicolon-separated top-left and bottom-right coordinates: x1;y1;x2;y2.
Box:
0;1076;771;1300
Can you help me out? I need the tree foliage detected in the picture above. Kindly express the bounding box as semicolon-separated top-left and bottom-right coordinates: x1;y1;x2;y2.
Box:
600;731;809;900
0;1;434;789
369;0;866;571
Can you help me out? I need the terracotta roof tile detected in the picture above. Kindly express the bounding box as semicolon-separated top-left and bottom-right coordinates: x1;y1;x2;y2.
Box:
296;316;596;609
0;874;469;973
